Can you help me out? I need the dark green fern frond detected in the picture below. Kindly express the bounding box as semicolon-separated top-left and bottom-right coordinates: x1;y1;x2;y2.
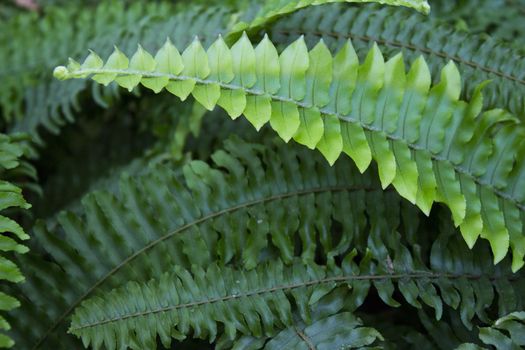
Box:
247;312;382;349
7;137;421;348
455;312;525;349
67;219;524;349
474;311;525;349
55;34;525;270
226;0;429;42
430;0;525;51
0;1;235;141
0;134;31;348
268;3;525;119
69;260;385;349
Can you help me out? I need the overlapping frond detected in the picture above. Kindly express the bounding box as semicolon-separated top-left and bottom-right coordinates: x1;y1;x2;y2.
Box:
67;213;523;349
269;3;525;119
226;0;429;41
7;138;420;348
0;134;31;348
0;1;235;140
54;34;525;270
68;259;386;349
223;310;383;350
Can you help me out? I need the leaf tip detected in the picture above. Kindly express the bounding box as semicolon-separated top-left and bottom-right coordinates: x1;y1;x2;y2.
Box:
53;66;69;80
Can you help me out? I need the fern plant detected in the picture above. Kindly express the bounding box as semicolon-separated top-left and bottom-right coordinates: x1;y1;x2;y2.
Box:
55;33;525;270
1;0;524;349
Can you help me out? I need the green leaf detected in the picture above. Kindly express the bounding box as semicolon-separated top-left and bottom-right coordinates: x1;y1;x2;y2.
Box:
414;151;436;215
293;108;324;149
92;46;128;86
270;101;300;142
231;32;256;88
245;95;272;130
277;36;309;101
254;34;280;94
367;132;396;189
116;45;156;91
167;38;205;100
142;38;183;93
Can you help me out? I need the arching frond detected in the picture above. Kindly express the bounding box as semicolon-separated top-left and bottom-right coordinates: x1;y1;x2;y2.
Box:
227;0;430;41
67;217;523;349
0;134;31;348
268;3;525;119
249;312;382;350
457;312;525;349
430;0;525;51
54;35;525;270
7;137;422;348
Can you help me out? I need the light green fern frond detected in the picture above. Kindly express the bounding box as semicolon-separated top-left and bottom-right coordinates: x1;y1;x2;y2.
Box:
55;34;525;270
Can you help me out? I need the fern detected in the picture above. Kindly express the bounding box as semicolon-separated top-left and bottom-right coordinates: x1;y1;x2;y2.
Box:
457;311;525;349
430;0;525;51
69;260;386;349
9;137;522;348
0;1;235;140
226;0;429;41
3;1;525;348
268;3;525;119
0;0;428;142
243;312;382;349
221;302;386;350
7;137;421;348
0;134;31;348
67;208;523;349
54;34;525;271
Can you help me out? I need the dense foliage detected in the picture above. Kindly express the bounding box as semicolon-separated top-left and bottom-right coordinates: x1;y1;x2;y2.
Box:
1;0;524;349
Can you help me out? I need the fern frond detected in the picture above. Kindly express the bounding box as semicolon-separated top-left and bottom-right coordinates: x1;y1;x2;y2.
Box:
268;3;525;120
477;311;525;349
227;0;430;42
431;0;525;51
0;134;31;348
55;35;525;270
10;136;525;348
8;137;421;348
456;312;525;349
69;260;386;349
67;220;523;349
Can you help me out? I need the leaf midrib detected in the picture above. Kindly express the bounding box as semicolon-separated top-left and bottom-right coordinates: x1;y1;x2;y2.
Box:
71;270;509;331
